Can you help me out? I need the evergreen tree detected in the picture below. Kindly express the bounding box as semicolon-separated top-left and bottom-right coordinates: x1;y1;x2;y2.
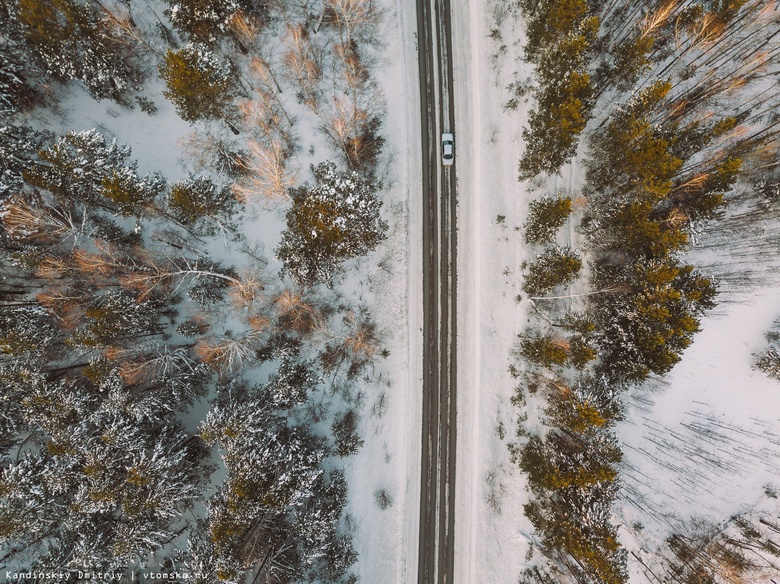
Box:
28;128;127;201
755;347;780;380
14;0;140;101
592;259;717;382
755;324;780;381
518;334;569;368
163;0;248;43
0;367;208;570
0;45;39;114
68;291;166;350
0;125;51;200
332;410;363;457
519;71;593;179
276;161;387;286
199;381;343;582
524;195;573;245
523;245;582;296
168;176;239;235
267;355;318;408
100;167;166;217
159;44;239;122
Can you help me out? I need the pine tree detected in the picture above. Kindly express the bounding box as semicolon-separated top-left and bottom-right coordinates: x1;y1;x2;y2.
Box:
523;246;582;296
0;45;39;114
100;167;166;217
15;0;140;101
168;176;239;235
68;291;166;350
276;161;387;286
0;125;51;200
592;259;716;382
524;195;573;245
267;355;317;408
25;129;129;209
518;334;570;368
163;0;243;43
0;368;207;570
519;71;593;179
332;410;363;457
159;44;239;122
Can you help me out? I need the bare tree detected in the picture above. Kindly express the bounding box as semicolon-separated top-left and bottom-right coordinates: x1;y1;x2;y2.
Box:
232;139;297;203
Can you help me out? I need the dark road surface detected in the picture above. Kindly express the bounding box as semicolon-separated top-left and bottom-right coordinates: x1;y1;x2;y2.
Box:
416;0;457;581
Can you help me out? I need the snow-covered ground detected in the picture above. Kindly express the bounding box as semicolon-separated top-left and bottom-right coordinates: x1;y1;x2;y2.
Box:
617;283;780;577
339;0;423;580
450;0;537;582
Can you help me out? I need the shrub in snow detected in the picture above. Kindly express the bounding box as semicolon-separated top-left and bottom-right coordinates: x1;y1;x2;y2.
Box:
755;326;780;381
276;161;388;286
524;194;573;245
756;348;780;380
374;488;393;510
522;245;582;296
159;44;238;122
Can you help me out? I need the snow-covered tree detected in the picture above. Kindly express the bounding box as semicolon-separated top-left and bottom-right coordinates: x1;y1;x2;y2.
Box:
100;167;166;217
524;195;573;245
163;0;245;43
754;324;780;381
592;258;717;382
159;44;239;122
68;290;166;350
276;161;387;286
199;382;327;581
168;176;239;235
523;245;582;297
24;129;163;217
0;46;38;114
267;355;318;408
755;348;780;380
331;410;363;457
0;304;61;364
0;125;51;200
0;364;208;570
14;0;141;101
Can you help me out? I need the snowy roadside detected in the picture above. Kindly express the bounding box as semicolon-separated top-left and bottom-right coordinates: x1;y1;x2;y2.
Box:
340;0;423;581
450;0;536;581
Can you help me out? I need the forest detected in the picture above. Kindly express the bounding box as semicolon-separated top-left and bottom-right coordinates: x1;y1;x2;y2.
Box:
507;0;780;582
0;0;389;582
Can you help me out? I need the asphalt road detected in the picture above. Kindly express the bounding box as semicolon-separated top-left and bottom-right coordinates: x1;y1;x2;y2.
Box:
416;0;457;580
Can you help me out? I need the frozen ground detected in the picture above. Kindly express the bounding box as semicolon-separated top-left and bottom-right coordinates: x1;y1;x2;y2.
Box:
617;283;780;577
338;0;423;580
450;0;537;582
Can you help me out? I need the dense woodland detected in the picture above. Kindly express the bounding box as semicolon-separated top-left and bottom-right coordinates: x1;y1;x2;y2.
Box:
0;0;387;582
509;0;780;582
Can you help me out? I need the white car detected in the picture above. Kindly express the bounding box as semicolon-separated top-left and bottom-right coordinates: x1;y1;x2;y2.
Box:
441;133;454;166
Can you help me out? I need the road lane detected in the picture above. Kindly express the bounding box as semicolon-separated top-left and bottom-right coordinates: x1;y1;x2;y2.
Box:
416;0;457;580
